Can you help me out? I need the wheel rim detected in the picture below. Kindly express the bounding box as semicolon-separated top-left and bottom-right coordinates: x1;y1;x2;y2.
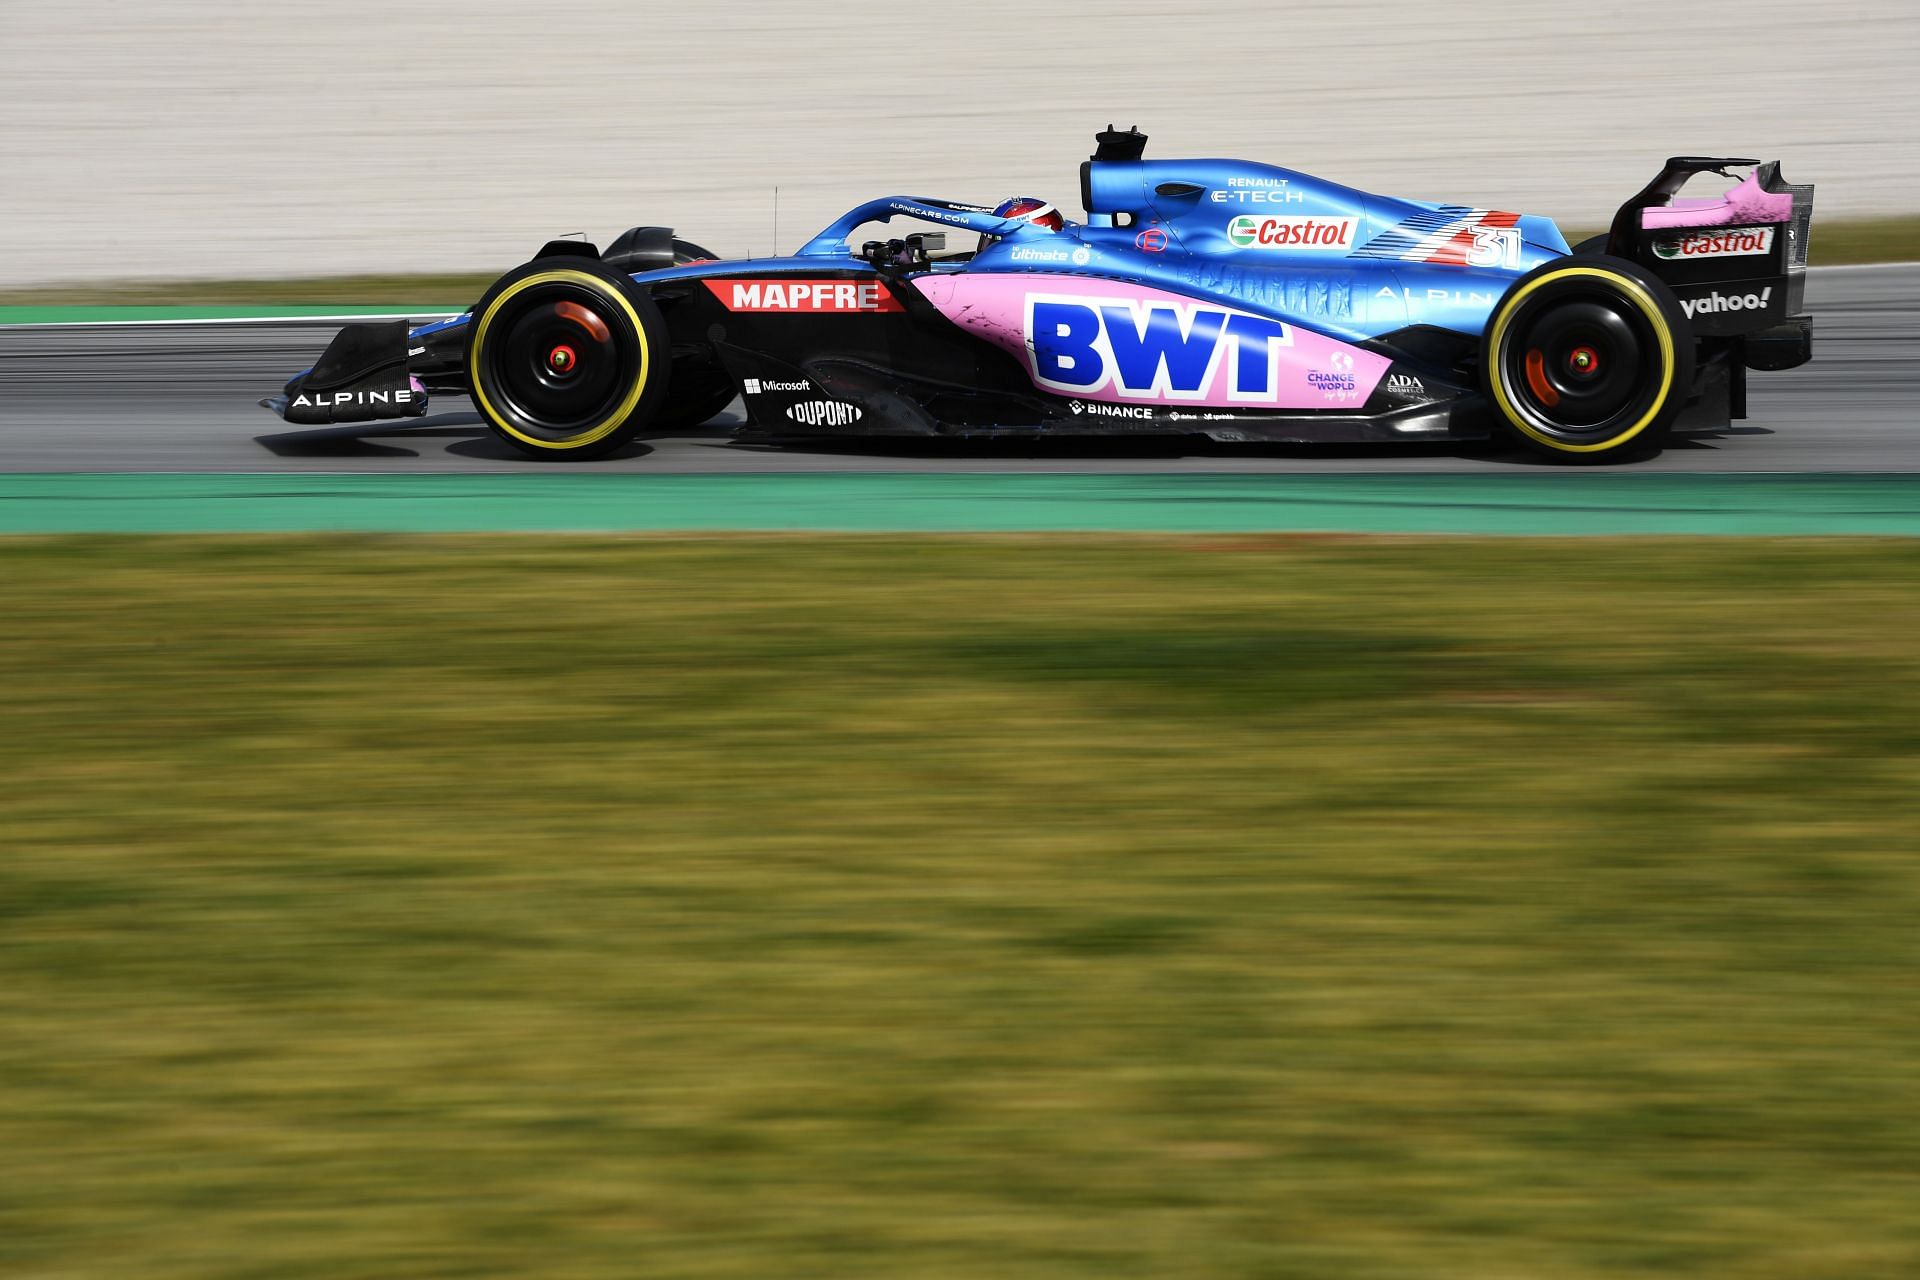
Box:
480;285;637;442
1498;285;1668;445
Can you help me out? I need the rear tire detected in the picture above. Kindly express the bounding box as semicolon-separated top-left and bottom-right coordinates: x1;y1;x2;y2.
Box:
466;259;669;460
1482;255;1692;463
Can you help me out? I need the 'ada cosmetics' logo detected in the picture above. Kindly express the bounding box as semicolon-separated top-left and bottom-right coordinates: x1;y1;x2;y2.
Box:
707;279;903;313
1654;227;1775;261
1226;215;1358;252
1680;286;1773;319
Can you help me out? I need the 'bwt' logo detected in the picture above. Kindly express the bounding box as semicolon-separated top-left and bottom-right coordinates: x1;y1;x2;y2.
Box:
1026;296;1294;403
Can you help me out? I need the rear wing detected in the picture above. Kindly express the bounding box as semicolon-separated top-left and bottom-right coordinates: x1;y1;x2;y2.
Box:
1603;157;1814;337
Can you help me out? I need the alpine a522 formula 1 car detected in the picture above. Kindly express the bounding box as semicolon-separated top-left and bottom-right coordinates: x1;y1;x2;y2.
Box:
266;128;1814;462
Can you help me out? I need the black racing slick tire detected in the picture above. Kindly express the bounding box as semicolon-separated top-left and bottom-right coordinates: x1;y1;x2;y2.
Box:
466;259;669;460
1483;255;1693;463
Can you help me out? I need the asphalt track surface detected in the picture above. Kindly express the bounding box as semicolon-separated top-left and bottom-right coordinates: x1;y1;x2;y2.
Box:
0;266;1913;475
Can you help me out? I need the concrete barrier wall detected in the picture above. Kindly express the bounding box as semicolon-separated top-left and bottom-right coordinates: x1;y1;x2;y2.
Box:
2;0;1912;285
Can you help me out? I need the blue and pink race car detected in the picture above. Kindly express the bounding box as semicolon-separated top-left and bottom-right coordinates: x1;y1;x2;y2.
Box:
268;127;1814;462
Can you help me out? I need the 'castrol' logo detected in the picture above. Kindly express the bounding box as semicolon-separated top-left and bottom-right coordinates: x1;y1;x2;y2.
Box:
1226;215;1358;252
1654;227;1776;261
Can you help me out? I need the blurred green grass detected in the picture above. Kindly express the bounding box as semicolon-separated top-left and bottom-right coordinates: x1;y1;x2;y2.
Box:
0;216;1913;306
3;535;1919;1279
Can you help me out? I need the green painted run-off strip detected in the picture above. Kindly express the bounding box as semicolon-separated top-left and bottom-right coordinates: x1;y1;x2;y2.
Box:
4;473;1920;535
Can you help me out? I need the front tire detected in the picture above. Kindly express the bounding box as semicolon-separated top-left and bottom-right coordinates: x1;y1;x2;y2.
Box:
1483;255;1692;463
466;259;669;460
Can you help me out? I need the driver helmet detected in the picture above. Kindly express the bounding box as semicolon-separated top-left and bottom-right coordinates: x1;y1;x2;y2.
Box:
977;196;1065;254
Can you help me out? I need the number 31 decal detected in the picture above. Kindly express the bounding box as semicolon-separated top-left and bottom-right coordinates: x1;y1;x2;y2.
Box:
1465;226;1524;269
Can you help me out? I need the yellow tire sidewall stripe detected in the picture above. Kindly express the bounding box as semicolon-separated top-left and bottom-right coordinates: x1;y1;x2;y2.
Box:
470;270;650;449
1488;266;1677;454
